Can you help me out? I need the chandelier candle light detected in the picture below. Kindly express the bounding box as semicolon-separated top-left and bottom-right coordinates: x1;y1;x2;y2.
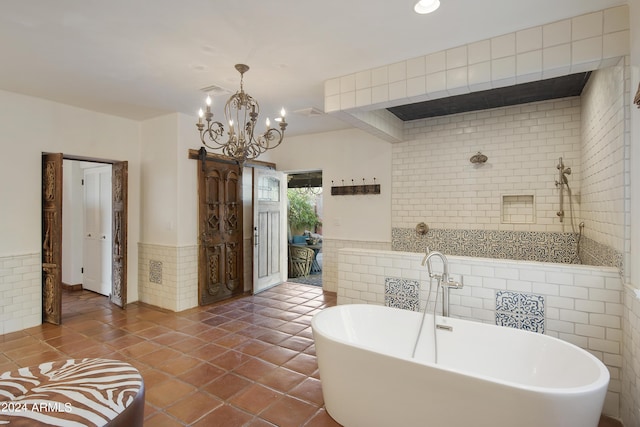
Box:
197;64;288;166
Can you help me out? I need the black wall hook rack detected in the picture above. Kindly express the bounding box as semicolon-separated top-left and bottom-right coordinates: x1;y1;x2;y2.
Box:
330;178;380;196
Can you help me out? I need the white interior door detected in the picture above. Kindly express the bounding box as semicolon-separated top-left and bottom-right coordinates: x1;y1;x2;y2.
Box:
253;168;287;294
83;165;112;296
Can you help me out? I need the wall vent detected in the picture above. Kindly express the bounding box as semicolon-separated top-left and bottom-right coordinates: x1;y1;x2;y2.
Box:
199;84;232;97
293;107;324;117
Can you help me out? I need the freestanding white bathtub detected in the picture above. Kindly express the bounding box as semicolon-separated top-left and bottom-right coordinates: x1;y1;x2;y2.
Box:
311;304;609;427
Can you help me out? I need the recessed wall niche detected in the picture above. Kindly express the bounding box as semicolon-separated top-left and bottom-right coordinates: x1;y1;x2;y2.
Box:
501;195;535;224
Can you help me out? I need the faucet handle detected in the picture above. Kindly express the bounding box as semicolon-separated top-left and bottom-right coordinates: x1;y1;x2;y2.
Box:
446;275;463;289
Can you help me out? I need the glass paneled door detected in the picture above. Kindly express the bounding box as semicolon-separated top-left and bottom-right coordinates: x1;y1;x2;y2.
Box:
253;168;286;293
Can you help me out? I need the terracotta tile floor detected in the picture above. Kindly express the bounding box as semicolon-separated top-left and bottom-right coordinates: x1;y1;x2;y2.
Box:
0;283;622;427
0;283;340;427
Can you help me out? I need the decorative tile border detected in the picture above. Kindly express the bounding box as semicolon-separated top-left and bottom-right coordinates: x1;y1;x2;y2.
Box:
385;277;420;311
392;227;622;269
495;291;545;333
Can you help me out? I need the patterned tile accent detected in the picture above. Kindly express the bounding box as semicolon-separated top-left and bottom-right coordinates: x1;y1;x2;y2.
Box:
391;227;620;268
580;236;624;274
495;291;545;333
385;277;420;311
149;260;163;285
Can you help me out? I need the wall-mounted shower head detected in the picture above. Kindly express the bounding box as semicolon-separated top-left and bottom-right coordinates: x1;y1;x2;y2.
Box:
469;152;488;164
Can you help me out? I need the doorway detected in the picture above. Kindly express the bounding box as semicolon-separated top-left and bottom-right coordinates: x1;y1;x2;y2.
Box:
286;171;323;287
252;167;287;294
62;161;113;297
42;153;128;325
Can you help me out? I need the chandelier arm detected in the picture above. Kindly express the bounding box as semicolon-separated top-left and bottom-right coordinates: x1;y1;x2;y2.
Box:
198;120;227;150
254;128;284;151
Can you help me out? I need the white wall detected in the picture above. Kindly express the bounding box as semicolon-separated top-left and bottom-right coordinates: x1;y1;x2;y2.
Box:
140;115;179;245
137;113;200;311
139;112;199;246
0;89;141;333
261;127;393;292
262;127;392;243
176;113;199;246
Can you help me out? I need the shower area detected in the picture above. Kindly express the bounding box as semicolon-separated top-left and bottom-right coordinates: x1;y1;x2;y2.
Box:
391;63;626;272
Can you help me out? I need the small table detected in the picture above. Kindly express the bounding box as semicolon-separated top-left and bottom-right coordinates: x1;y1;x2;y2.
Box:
0;358;145;426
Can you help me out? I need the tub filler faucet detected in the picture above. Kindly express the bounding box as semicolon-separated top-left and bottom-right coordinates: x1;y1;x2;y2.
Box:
422;250;463;317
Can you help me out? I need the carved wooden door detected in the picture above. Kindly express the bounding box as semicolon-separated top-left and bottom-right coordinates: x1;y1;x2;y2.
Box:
111;161;127;307
198;160;243;305
42;153;63;324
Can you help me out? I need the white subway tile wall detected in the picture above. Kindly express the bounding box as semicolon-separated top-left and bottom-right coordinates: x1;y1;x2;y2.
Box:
390;58;626;273
621;286;640;426
0;253;41;334
337;248;623;417
393;97;582;232
580;63;626;263
320;238;391;294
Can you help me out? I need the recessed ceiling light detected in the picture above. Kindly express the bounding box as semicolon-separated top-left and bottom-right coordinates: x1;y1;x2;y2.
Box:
414;0;440;14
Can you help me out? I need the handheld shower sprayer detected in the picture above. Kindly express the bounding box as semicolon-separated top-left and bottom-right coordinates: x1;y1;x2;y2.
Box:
555;157;571;222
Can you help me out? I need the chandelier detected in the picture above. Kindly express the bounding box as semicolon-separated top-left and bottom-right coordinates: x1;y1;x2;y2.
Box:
197;64;288;166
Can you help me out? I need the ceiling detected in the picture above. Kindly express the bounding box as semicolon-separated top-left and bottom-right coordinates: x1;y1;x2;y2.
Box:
0;0;626;137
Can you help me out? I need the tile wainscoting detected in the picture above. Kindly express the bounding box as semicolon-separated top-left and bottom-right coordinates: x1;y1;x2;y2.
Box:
138;243;198;312
0;252;41;334
338;247;623;417
320;238;391;293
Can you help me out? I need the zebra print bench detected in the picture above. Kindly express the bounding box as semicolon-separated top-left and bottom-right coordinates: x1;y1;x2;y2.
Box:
0;358;144;426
